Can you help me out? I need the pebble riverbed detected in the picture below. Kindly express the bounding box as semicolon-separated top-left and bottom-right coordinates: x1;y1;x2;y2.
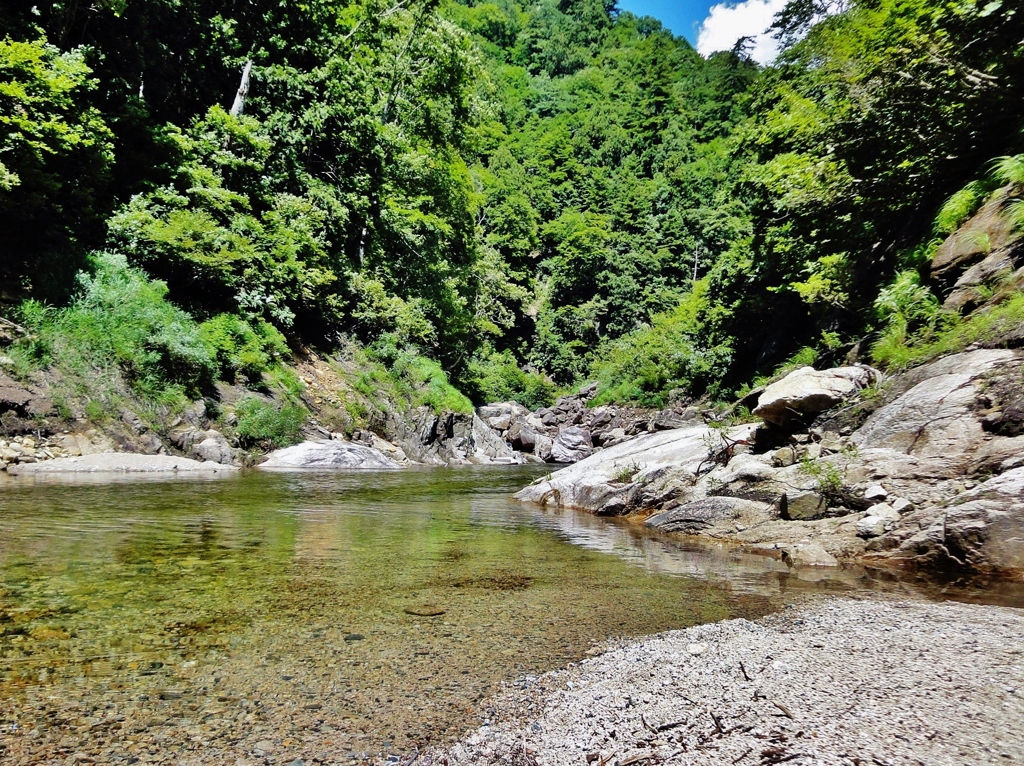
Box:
411;597;1024;766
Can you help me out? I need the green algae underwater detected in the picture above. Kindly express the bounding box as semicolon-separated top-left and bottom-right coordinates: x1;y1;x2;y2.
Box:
0;466;996;763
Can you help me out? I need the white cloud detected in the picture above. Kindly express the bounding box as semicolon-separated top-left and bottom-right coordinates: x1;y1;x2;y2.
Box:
696;0;790;65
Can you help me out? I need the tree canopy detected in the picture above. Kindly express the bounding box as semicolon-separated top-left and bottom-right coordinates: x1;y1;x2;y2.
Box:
2;0;1022;406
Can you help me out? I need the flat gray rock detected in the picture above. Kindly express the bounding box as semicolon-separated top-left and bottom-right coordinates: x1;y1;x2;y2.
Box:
646;496;770;534
8;453;238;474
259;440;402;470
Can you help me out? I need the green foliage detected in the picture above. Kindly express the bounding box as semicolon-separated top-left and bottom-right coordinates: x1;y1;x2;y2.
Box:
590;282;733;406
873;290;1024;370
13;253;216;403
234;396;307;449
611;461;641;484
870;269;946;368
198;313;289;382
107;107;340;327
465;348;557;408
5;0;1024;413
360;341;475;414
0;37;114;294
799;454;845;495
935;181;989;235
991;154;1024;187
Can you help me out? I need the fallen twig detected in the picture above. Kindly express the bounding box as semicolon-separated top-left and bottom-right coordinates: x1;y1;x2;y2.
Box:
772;701;795;720
620;754;656;766
656;720;686;733
732;747;753;763
711;712;725;734
739;662;752;682
640;713;658;735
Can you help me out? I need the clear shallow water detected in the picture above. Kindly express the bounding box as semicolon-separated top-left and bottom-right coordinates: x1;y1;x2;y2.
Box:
0;466;1018;764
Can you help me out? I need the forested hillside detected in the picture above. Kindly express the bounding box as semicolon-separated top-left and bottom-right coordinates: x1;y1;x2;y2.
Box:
2;0;1023;428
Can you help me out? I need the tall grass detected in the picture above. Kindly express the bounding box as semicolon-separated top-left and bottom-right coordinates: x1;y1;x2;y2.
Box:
12;252;216;408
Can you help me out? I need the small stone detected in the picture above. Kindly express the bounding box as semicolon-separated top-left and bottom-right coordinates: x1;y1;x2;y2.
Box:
819;431;843;453
782;490;827;521
867;502;900;521
773;447;797;467
343;633;366;641
253;740;275;753
864;484;888;501
890;497;914;514
686;642;708;656
857;515;888;538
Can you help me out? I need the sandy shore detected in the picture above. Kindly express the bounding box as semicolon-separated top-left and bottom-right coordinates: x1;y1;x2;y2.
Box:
402;597;1024;766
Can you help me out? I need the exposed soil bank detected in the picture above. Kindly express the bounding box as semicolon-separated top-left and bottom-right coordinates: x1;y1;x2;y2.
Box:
403;597;1024;766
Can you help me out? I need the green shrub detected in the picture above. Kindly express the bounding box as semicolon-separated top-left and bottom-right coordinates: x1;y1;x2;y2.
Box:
198;313;289;381
870;269;947;368
234;397;307;449
934;181;989;235
466;349;557;409
364;340;474;414
15;252;216;402
874;290;1024;369
990;154;1024;186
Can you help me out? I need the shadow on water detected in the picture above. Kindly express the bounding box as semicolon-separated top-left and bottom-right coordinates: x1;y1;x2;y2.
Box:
0;465;1020;762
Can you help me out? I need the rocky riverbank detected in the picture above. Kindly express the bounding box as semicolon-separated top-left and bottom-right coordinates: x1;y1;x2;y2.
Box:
400;597;1024;766
514;349;1024;580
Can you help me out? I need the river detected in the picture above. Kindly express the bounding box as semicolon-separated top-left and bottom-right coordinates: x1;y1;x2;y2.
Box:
0;466;1017;764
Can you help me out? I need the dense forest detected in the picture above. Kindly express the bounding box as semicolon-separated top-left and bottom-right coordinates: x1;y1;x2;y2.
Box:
2;0;1023;424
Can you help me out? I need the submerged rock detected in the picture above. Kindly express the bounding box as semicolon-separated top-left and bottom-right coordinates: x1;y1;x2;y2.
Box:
259;440;402;470
781;542;839;568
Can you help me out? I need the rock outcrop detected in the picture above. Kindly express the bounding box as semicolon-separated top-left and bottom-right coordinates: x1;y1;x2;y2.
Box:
259;440;403;470
930;187;1024;312
385;409;526;465
515;350;1024;579
477;388;702;464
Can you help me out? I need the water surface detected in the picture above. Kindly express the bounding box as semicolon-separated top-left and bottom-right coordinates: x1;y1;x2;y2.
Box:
0;466;1015;764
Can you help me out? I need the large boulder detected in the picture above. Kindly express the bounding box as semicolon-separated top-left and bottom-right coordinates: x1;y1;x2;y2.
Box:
851;349;1017;459
259;440;402;470
550;426;593;463
514;423;757;513
189;429;239;465
753;366;878;428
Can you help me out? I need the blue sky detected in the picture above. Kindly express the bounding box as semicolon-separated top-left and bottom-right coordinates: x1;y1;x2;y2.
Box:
616;0;790;63
616;0;712;44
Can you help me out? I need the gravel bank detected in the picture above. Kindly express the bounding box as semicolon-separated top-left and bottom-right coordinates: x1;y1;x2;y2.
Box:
407;598;1024;766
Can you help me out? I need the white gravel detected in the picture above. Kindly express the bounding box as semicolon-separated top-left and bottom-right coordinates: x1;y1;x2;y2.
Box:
406;598;1024;766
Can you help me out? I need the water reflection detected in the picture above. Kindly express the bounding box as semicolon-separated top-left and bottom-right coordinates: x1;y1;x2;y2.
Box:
0;466;1019;765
